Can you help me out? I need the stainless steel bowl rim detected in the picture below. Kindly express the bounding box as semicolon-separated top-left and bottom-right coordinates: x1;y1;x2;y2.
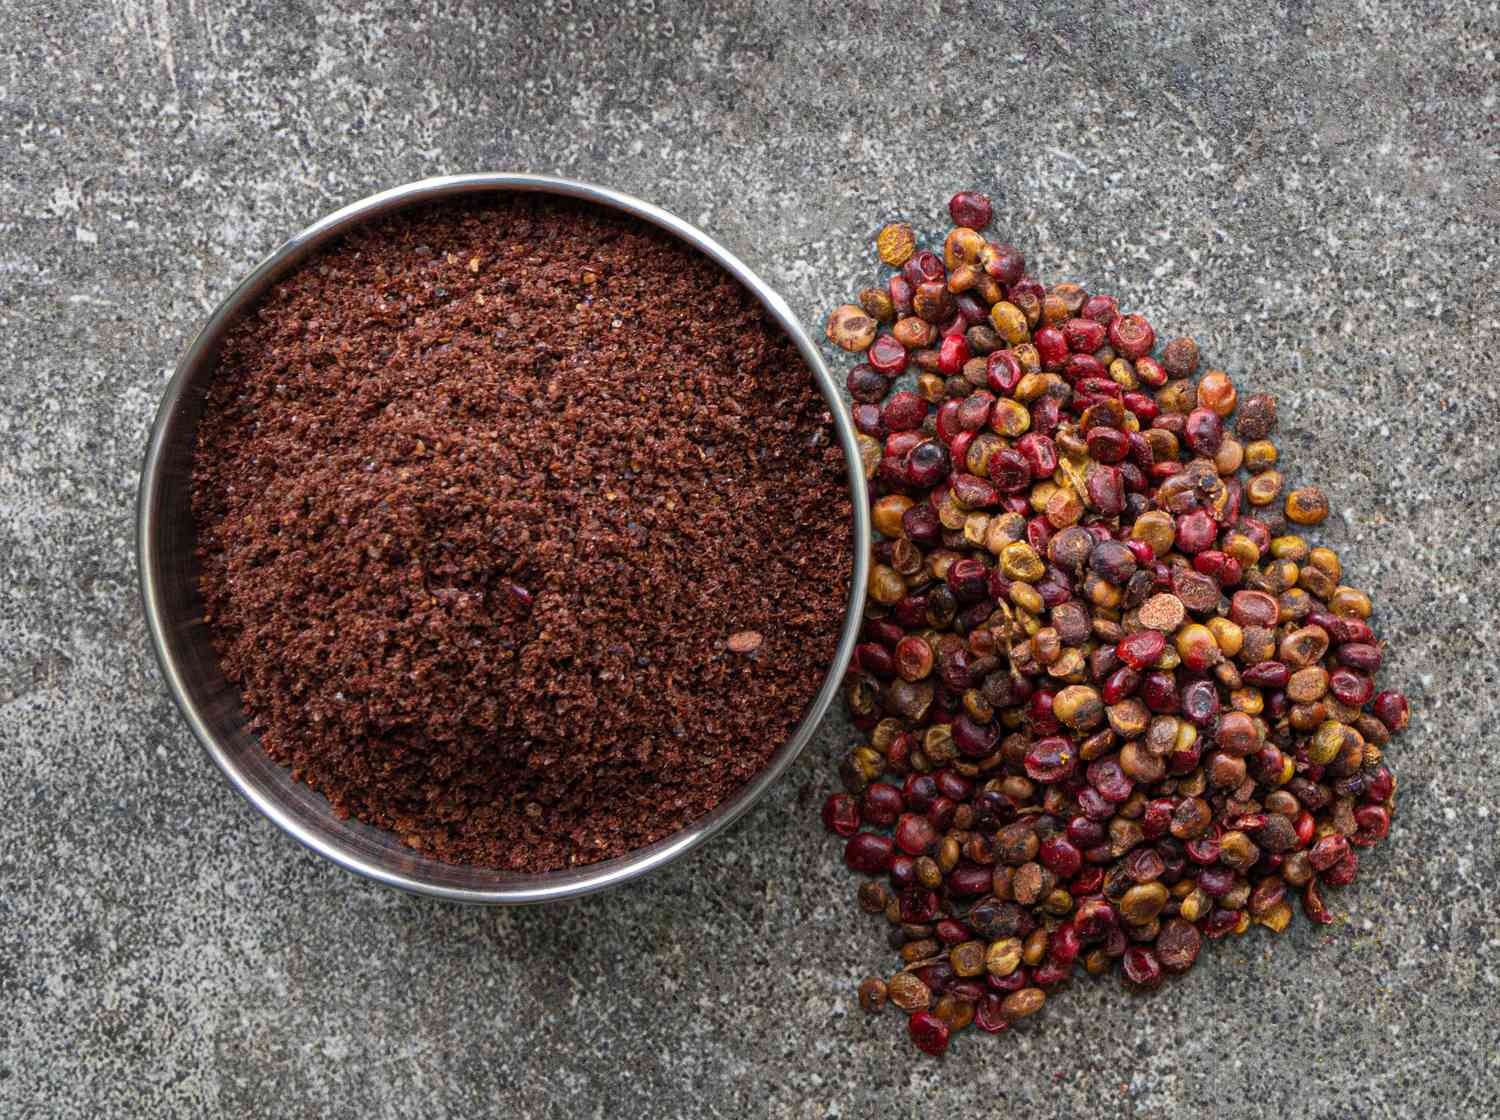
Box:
138;172;871;904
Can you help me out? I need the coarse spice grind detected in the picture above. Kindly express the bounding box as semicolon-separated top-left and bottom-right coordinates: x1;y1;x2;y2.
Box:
191;194;852;873
823;190;1411;1055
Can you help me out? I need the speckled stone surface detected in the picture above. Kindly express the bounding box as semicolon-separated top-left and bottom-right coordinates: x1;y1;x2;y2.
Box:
3;2;1497;1117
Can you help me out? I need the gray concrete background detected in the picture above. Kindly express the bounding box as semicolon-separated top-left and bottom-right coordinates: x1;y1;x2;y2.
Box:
3;1;1497;1116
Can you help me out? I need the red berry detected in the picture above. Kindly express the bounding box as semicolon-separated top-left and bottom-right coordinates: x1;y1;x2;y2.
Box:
948;191;993;230
908;1010;951;1056
821;793;859;837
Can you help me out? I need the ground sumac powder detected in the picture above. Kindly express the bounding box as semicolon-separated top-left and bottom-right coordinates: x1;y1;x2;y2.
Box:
192;195;851;871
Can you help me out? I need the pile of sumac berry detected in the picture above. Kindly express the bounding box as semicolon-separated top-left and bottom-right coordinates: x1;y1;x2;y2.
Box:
823;190;1411;1057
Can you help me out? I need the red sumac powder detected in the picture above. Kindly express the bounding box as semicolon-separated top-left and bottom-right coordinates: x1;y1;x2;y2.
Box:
191;196;851;871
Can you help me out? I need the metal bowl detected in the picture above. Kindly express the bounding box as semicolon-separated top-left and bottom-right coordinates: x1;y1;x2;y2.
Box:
138;173;871;904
